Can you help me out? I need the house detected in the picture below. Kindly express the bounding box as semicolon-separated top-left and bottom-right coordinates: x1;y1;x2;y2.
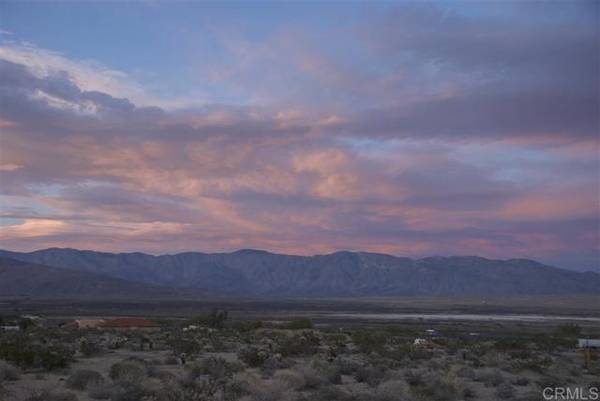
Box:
66;319;106;329
101;318;160;332
183;324;199;332
20;314;42;321
413;338;436;348
414;338;427;346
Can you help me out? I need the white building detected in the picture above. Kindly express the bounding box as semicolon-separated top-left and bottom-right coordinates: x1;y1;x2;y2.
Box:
578;339;600;348
0;326;20;331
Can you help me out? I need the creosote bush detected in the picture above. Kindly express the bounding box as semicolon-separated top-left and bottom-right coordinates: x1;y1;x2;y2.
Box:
284;319;313;330
0;334;73;371
238;346;269;368
186;357;243;383
66;369;104;390
0;360;20;381
495;382;516;399
273;369;305;390
0;382;7;401
409;373;463;401
164;356;179;365
80;339;101;357
555;323;581;337
25;389;78;401
109;361;146;384
354;364;384;387
351;330;387;354
296;364;326;389
232;320;264;332
87;383;113;400
242;377;296;401
276;333;320;357
375;379;410;401
474;368;504;387
308;386;355;401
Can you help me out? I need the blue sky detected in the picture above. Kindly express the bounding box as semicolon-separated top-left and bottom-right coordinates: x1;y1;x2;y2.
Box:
2;1;361;102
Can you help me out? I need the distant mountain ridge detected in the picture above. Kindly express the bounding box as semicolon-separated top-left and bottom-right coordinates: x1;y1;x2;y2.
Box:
1;248;598;298
0;257;207;299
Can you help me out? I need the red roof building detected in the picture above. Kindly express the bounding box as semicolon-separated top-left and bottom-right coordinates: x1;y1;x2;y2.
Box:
100;318;160;332
66;319;106;329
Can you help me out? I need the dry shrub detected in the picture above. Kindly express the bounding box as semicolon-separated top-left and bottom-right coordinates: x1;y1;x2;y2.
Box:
512;376;529;386
0;382;7;401
241;377;295;401
409;373;465;401
109;382;147;401
474;368;505;387
163;356;179;365
185;357;242;383
109;361;146;384
0;360;20;381
334;356;361;375
311;386;357;401
25;389;78;401
455;365;475;380
309;358;342;385
154;369;177;384
276;333;320;357
273;369;305;390
405;369;425;386
354;364;385;387
261;353;291;372
87;383;113;400
238;346;269;368
66;369;104;390
495;382;516;399
376;379;411;401
296;364;326;389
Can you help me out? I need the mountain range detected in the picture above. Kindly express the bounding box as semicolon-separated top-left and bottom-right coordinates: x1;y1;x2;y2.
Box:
0;257;207;299
0;248;598;298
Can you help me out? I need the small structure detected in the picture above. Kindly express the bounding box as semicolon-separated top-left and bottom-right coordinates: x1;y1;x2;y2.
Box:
578;339;600;349
0;325;19;332
101;318;160;332
413;338;435;348
20;314;42;321
66;319;106;329
183;324;199;332
425;329;437;336
578;339;600;369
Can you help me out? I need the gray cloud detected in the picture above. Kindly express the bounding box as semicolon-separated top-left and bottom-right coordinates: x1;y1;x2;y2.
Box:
0;2;598;270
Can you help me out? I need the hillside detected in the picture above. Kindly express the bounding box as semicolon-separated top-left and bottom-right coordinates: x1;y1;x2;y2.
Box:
0;257;206;299
1;248;598;297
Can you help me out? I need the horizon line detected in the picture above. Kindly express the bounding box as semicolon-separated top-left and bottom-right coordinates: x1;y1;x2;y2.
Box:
0;246;548;264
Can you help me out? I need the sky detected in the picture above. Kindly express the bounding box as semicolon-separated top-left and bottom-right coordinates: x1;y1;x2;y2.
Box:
0;1;598;271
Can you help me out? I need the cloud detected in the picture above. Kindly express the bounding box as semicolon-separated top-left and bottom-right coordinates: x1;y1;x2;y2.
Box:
1;218;68;239
337;89;598;141
0;5;598;271
0;42;148;105
180;2;599;143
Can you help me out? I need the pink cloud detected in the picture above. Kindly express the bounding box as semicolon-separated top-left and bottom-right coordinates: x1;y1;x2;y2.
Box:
0;40;597;270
